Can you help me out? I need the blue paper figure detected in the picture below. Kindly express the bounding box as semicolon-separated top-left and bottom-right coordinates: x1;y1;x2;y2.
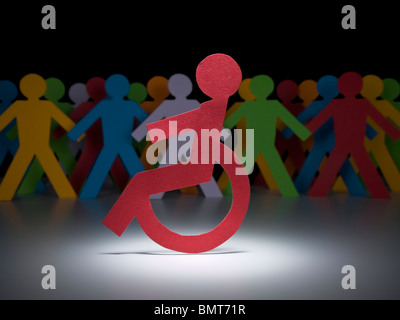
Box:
68;74;148;199
132;73;223;199
282;75;377;195
0;81;19;169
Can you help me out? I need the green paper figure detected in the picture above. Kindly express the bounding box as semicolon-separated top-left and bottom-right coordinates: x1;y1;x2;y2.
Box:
17;78;76;195
382;78;400;173
224;75;311;197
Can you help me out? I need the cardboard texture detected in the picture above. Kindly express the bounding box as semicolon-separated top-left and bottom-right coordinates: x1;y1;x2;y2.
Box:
103;54;250;253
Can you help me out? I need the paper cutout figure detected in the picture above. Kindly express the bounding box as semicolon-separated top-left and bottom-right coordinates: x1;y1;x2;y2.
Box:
55;77;107;193
298;79;318;152
0;74;77;201
275;80;307;177
224;75;311;197
307;72;400;199
17;77;77;195
220;79;279;193
0;81;19;171
68;74;147;199
127;82;148;105
127;81;149;163
103;54;250;253
282;75;371;196
361;75;400;192
134;76;170;170
65;82;90;157
58;78;129;194
382;78;400;172
132;73;223;199
298;80;319;108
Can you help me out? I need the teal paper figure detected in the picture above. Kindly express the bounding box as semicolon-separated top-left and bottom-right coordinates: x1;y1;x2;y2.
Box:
68;74;148;199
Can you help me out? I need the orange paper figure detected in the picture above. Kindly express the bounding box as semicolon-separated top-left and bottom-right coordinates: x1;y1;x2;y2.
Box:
138;76;170;170
0;74;77;201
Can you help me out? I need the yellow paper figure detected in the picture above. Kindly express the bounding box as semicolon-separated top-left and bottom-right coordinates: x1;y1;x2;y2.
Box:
0;74;77;201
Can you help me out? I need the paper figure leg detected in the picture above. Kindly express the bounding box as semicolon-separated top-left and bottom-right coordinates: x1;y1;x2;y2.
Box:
79;149;117;199
339;158;367;196
51;136;77;176
294;147;326;194
351;147;390;199
118;146;144;178
263;148;298;197
0;150;34;201
198;177;223;198
373;146;400;192
257;153;279;190
109;157;130;191
386;137;400;171
17;159;44;195
36;149;76;199
308;151;348;197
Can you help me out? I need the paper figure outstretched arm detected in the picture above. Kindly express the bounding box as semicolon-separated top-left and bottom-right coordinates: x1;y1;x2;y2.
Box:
282;101;377;140
68;102;103;141
306;102;334;133
275;101;311;140
223;103;248;129
366;101;400;140
147;108;202;142
0;104;17;132
132;102;148;123
50;102;76;133
384;102;400;128
132;102;168;141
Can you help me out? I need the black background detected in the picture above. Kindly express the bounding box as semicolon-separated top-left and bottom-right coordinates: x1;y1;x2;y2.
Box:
1;1;398;96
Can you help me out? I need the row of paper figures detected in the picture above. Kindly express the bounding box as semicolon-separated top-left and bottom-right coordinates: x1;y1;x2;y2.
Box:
0;71;400;201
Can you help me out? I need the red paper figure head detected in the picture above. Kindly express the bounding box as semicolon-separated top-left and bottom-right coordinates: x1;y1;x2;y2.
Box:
337;72;363;97
196;54;242;98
